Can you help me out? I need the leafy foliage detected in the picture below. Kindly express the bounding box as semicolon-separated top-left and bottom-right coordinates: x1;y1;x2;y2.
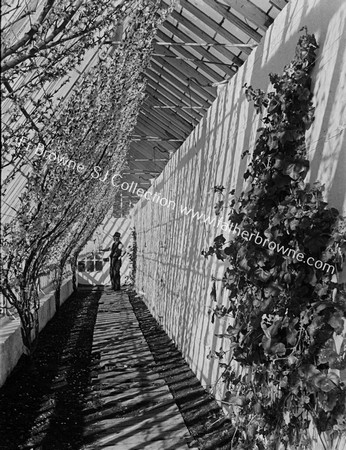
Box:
125;227;138;285
0;0;173;354
1;0;132;175
203;30;346;449
1;0;172;183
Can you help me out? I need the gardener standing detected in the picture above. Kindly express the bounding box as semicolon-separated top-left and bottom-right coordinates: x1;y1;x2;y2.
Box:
103;232;125;290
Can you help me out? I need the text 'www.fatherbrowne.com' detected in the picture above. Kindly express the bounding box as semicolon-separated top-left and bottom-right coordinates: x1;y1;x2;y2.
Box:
32;143;334;274
179;205;335;274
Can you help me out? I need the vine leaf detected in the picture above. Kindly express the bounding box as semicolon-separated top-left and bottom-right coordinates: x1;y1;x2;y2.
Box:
210;281;217;302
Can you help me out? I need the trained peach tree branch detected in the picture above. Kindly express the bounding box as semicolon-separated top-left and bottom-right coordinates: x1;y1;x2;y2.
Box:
0;0;173;355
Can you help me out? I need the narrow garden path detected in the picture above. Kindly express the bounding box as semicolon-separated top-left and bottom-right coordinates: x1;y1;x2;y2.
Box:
0;287;235;449
82;288;191;450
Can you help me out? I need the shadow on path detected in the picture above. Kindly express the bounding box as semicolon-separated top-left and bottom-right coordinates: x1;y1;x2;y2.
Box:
0;287;235;449
128;290;236;450
81;287;192;450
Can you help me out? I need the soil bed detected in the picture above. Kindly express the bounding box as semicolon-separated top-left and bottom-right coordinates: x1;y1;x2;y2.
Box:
0;287;102;450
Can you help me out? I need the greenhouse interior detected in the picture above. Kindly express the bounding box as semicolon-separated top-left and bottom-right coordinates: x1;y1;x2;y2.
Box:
1;0;346;449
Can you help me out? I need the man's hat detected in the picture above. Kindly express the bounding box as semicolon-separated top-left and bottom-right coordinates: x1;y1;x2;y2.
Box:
113;232;121;237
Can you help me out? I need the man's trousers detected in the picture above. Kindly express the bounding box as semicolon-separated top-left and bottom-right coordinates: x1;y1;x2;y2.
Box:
110;259;121;290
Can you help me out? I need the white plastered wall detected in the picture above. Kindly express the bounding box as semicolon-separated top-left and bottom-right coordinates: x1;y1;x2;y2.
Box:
132;0;346;436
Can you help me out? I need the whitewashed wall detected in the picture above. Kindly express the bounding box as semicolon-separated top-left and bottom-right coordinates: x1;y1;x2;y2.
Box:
132;0;346;445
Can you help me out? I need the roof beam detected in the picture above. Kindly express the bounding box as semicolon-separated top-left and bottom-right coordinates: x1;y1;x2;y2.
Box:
147;64;211;108
142;99;194;132
148;61;216;106
141;104;192;136
130;139;175;158
146;71;206;114
144;89;201;126
153;42;256;48
138;113;187;142
152;55;216;99
128;143;161;161
140;108;191;138
222;0;273;31
163;9;244;66
136;115;184;142
177;0;253;55
128;143;176;168
134;118;184;143
135;118;172;142
270;0;288;9
145;88;201;127
125;164;167;176
145;87;203;129
153;35;225;83
158;22;236;77
146;73;206;111
201;0;262;42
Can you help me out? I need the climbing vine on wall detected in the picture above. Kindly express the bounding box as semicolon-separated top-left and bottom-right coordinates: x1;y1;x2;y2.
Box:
203;29;346;449
125;227;137;285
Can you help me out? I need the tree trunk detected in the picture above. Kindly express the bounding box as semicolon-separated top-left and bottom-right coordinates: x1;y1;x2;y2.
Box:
71;254;78;291
19;286;39;356
54;262;64;312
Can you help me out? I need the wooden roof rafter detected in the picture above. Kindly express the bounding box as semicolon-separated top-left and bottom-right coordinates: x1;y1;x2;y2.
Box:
176;0;254;56
126;0;289;209
165;9;245;66
147;64;211;109
156;23;237;77
140;104;191;137
144;87;202;125
152;38;226;83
